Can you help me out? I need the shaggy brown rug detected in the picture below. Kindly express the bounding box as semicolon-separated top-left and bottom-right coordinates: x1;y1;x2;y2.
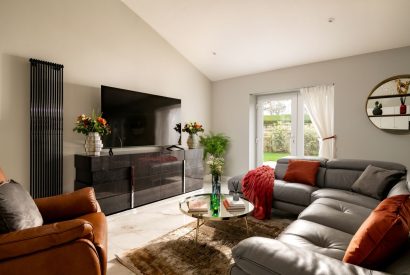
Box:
116;216;292;275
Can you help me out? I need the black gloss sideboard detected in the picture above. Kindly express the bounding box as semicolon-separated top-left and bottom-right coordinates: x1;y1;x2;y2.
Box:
74;148;204;215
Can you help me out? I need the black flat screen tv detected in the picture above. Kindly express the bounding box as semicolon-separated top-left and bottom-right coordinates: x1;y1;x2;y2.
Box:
101;85;181;148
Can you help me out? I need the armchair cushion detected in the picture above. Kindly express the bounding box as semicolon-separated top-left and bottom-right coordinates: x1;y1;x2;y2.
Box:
0;219;93;261
0;180;43;233
35;187;100;223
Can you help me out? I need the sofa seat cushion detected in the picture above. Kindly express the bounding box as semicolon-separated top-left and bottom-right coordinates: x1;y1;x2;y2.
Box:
311;188;380;209
274;180;319;206
298;198;372;235
277;219;353;260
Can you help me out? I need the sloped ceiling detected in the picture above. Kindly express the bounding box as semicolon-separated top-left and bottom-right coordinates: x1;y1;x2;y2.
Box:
123;0;410;81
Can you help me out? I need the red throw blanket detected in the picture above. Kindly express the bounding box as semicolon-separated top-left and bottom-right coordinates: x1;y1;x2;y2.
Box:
242;165;274;220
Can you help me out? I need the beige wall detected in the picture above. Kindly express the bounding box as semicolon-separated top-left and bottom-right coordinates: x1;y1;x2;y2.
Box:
0;0;211;192
212;46;410;176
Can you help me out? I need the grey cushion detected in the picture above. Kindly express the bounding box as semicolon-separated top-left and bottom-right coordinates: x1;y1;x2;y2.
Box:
0;180;43;233
351;165;404;200
311;188;380;209
298;198;372;234
277;219;353;260
324;159;407;191
273;180;318;206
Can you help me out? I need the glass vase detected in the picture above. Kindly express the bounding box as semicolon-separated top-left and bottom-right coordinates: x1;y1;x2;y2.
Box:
211;174;221;216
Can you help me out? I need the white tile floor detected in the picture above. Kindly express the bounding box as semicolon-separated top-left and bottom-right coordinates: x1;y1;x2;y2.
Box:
106;180;229;275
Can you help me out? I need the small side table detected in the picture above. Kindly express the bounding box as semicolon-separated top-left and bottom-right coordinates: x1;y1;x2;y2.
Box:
179;193;254;243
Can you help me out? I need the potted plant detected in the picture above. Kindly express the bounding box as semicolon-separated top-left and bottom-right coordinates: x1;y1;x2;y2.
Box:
199;133;230;195
73;112;111;156
182;122;204;149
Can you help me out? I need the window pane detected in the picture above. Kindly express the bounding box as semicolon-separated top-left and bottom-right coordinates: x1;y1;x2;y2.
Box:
263;100;291;164
304;107;319;156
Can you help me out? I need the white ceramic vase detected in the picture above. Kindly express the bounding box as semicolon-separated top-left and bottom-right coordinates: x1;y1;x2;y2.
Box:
187;134;199;149
85;132;103;156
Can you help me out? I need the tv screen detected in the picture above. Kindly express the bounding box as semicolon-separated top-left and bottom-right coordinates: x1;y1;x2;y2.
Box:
101;86;181;148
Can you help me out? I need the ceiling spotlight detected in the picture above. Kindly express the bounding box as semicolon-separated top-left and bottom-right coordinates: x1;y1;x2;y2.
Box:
328;17;335;23
212;51;216;56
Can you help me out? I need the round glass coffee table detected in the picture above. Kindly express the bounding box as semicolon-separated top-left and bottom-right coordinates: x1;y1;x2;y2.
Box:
179;193;254;243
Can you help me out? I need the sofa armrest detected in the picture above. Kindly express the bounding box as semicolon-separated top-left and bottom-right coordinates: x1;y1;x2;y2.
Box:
0;219;93;261
35;187;100;222
387;178;410;198
232;237;388;275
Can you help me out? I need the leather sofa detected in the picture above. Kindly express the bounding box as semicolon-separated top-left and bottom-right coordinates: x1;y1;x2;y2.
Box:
228;157;410;275
0;187;107;275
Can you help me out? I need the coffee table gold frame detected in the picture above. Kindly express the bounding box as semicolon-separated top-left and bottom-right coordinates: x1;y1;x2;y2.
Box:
179;193;254;243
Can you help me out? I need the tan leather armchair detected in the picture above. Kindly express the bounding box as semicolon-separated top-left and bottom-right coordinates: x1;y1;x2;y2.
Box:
0;187;107;275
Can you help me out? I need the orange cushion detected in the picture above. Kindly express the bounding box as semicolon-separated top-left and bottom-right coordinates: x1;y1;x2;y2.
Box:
0;168;6;183
283;160;320;186
343;195;410;268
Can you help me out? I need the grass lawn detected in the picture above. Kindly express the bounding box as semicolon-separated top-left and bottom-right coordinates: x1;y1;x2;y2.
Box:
264;152;289;162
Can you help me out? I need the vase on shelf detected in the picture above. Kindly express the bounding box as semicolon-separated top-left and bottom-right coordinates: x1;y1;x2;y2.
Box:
85;132;103;156
400;104;407;115
187;134;199;149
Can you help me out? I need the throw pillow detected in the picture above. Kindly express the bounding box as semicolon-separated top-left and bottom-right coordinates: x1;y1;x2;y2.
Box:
351;165;404;200
343;195;410;269
0;168;6;183
283;160;320;186
0;180;43;233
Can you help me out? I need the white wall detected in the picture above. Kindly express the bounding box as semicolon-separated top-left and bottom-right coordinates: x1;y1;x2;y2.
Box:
212;46;410;176
0;0;211;192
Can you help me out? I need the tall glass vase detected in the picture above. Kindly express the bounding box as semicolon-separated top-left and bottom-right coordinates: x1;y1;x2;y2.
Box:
211;174;221;216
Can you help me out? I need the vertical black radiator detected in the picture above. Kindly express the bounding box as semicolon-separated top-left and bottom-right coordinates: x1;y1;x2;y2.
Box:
29;59;64;198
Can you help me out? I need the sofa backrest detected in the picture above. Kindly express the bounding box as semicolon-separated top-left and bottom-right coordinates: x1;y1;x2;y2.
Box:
324;159;407;191
274;157;328;188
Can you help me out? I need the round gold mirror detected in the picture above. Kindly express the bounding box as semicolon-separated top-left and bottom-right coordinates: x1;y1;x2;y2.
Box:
366;75;410;133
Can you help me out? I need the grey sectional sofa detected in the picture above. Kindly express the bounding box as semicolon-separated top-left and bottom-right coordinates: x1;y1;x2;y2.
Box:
227;157;410;275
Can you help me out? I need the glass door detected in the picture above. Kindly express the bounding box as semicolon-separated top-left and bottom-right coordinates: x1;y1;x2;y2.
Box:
256;92;300;167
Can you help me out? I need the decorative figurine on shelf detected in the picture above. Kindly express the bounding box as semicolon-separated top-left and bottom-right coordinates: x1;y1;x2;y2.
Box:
73;112;111;156
400;97;407;115
396;79;409;115
372;101;383;116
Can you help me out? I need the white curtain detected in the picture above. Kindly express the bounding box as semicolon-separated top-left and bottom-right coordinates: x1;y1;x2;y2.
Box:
300;85;335;159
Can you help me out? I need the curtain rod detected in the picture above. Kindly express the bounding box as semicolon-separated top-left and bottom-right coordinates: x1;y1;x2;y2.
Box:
251;83;335;96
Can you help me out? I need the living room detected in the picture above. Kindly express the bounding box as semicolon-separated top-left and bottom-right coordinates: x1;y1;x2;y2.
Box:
1;0;410;274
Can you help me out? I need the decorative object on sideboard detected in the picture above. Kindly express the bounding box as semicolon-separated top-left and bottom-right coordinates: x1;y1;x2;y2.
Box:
73;112;111;156
366;75;410;132
182;122;204;149
173;123;182;145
